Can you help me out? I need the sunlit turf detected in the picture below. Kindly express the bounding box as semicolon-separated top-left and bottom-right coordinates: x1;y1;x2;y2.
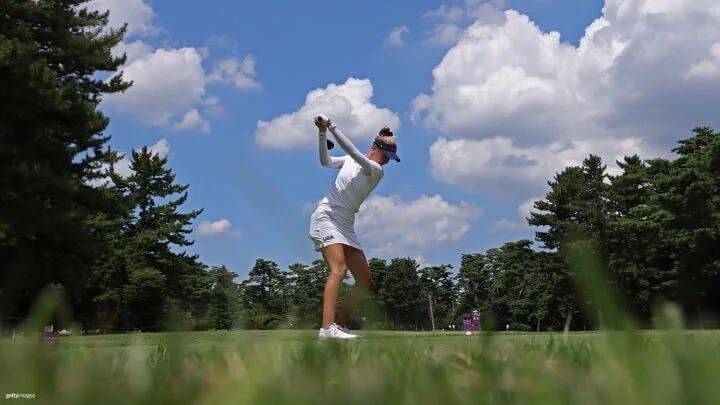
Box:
2;326;719;405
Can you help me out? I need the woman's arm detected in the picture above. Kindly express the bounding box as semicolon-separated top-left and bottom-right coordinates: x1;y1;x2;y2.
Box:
319;130;346;168
327;122;382;176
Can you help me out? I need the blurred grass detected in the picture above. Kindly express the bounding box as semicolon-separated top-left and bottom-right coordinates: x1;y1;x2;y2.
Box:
2;244;720;404
1;325;720;404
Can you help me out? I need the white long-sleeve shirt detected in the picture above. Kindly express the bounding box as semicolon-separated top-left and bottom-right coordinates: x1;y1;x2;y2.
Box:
316;124;384;218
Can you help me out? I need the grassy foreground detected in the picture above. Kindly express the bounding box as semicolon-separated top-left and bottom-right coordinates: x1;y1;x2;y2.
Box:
2;314;720;404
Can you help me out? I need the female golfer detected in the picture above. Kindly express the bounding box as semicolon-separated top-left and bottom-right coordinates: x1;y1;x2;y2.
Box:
309;114;400;339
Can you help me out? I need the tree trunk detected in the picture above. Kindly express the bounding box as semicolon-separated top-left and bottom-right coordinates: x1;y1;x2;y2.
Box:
428;294;436;330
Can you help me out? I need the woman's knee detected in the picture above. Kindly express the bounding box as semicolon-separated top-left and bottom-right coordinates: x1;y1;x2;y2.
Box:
357;272;372;288
342;245;372;287
328;262;347;278
323;244;347;278
351;265;372;287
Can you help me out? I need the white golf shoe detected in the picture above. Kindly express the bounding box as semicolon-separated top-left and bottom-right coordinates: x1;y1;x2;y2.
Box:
318;323;361;339
339;325;363;338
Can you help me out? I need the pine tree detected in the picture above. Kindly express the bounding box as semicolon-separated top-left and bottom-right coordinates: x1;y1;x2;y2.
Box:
94;146;205;330
205;266;240;330
0;0;132;323
528;155;611;329
654;127;720;320
382;258;424;330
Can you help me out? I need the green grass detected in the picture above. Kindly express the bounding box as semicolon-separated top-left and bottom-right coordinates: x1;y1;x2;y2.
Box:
2;325;720;405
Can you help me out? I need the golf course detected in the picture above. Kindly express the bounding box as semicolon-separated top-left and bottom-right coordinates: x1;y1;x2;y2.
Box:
4;0;720;404
3;316;720;405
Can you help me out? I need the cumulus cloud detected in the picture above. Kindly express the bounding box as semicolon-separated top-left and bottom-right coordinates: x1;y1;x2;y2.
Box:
428;136;647;197
426;24;464;46
89;0;259;133
489;196;542;231
113;40;154;64
197;219;243;238
255;78;400;149
207;55;261;90
302;200;320;212
114;138;170;177
87;138;170;187
103;47;210;126
413;255;433;270
84;0;156;37
387;26;410;46
685;43;720;79
103;44;258;132
464;0;507;22
422;0;506;46
173;109;211;133
423;5;465;21
355;194;483;258
412;0;720;197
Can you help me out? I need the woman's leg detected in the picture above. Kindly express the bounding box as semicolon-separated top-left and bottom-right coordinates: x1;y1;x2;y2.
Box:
335;245;372;327
321;243;347;329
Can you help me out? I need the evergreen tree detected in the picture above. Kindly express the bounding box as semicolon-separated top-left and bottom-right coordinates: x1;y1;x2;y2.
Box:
528;155;611;330
382;258;424;330
655;127;720;320
0;0;132;323
419;265;455;329
94;146;205;330
241;259;287;328
457;253;490;316
286;261;327;328
204;265;240;330
605;155;667;322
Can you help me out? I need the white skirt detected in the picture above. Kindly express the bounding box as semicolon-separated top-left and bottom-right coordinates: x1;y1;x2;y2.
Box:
308;205;362;252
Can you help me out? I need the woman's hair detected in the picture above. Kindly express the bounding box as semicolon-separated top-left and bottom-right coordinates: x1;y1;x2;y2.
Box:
375;126;396;146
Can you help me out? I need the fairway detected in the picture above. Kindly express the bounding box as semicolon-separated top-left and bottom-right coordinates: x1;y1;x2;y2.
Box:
2;328;720;405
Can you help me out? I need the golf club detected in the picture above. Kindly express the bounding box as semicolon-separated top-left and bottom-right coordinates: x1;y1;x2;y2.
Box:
315;114;334;149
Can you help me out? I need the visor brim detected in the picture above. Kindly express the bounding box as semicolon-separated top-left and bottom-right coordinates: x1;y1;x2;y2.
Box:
382;149;400;162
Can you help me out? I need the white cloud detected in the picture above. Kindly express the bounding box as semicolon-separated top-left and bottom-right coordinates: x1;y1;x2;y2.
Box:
489;219;526;232
208;55;261;90
255;78;400;149
355;194;483;258
423;5;465;21
104;45;258;132
197;219;243;238
85;0;156;37
202;97;223;116
114;138;169;178
412;0;720;198
413;255;432;270
173;109;211;133
113;40;154;64
685;43;720;79
426;24;464;46
149;138;170;157
302;200;320;212
428;136;647;196
518;197;538;220
90;0;259;132
423;0;506;46
103;47;209;126
465;0;507;22
87;139;170;187
387;26;410;46
489;196;542;231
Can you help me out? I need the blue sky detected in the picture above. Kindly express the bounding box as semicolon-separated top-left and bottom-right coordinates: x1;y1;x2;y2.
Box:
89;0;720;279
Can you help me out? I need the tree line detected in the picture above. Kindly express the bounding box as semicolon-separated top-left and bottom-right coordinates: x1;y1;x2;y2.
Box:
2;0;719;334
